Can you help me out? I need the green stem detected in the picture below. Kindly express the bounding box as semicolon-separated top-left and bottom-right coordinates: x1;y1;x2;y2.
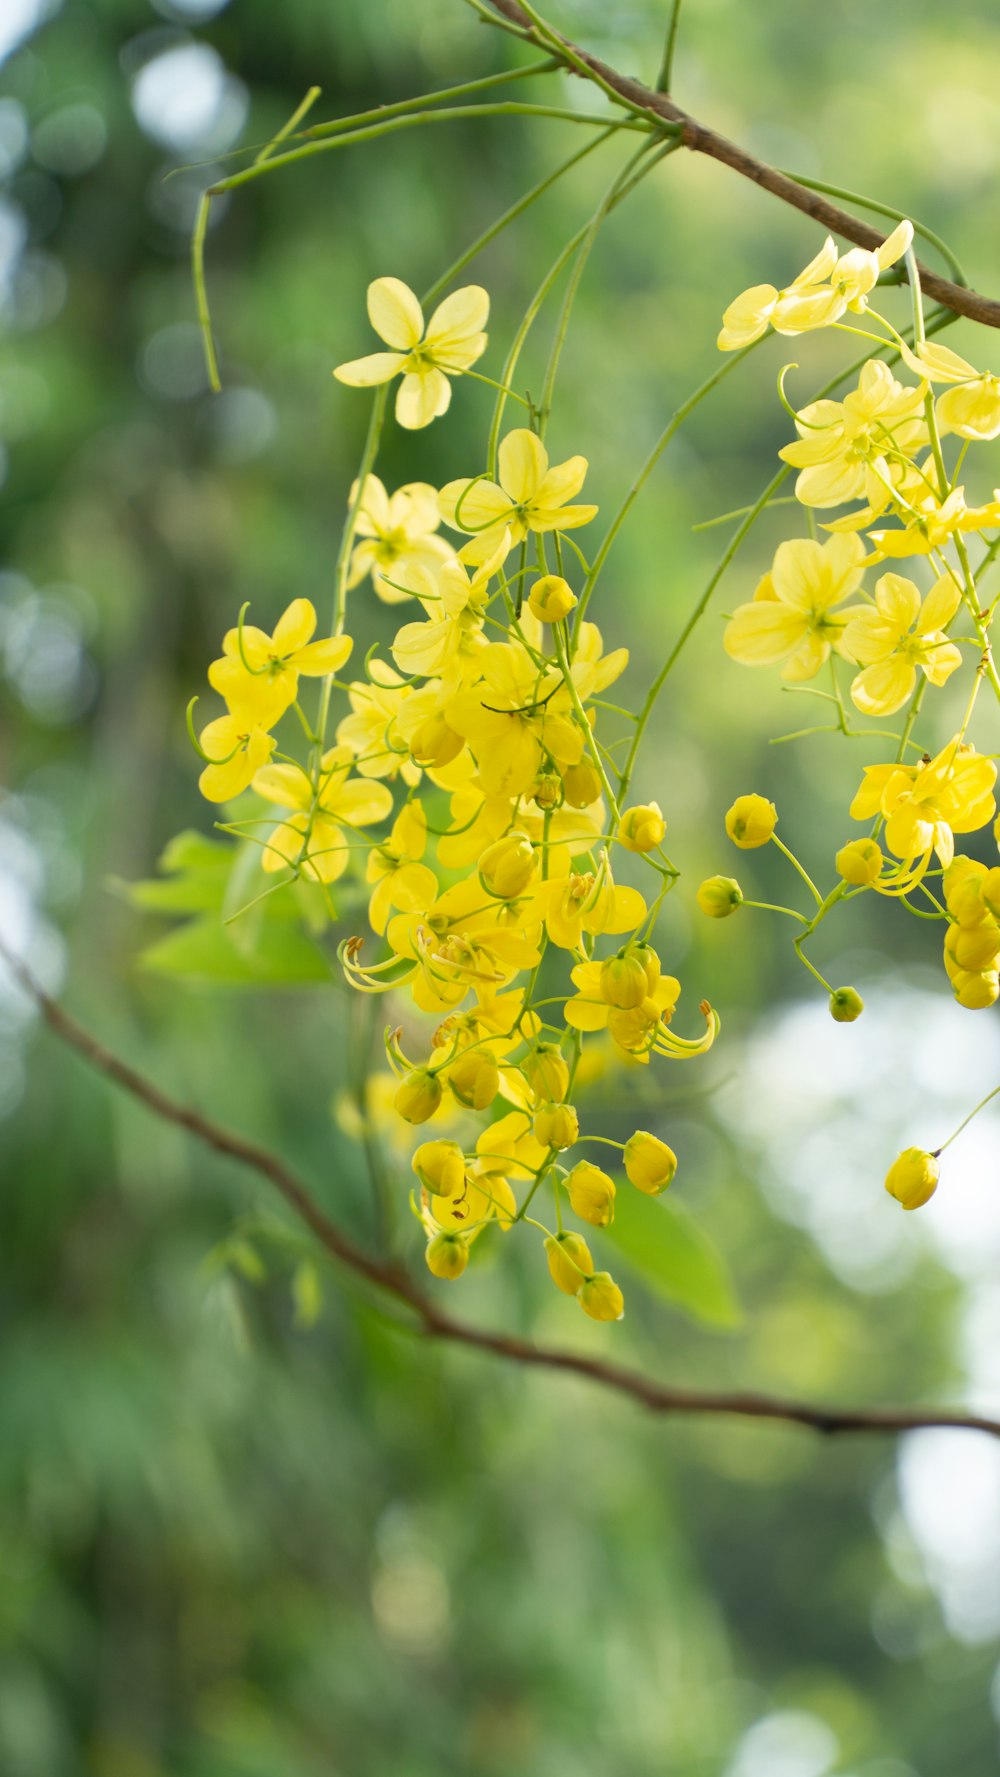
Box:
777;171;969;287
656;0;684;91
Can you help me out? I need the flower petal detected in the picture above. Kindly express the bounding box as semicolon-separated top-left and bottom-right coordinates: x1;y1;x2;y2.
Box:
367;277;424;349
396;367;451;430
498;429;548;503
272;598;317;656
333;351;406;387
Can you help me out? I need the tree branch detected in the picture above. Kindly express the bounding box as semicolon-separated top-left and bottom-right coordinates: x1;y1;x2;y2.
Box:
479;0;1000;332
4;937;998;1443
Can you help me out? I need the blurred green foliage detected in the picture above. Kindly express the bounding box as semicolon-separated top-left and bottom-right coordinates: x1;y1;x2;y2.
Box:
4;1;1000;1771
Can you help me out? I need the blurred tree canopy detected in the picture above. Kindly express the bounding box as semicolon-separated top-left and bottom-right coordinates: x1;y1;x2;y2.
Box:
4;1;1000;1772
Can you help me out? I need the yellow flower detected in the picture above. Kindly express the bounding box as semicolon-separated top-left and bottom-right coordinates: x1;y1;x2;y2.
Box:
346;476;454;603
717;223;912;350
366;801;437;935
866;485;1000;559
884;1147;939;1211
334;277;489;429
426;1161;517;1234
439;428;597;565
385;875;542;1014
850;736;997;887
198;709;276;804
208;599;353;726
389;533;508;686
445;641;583;798
724;533;866;681
533;864;647;954
778;359;927;512
253;745;393;883
842;572;962;716
335;665;419;784
896;339;1000;442
528;575;577;623
725;794;777;848
565;960;719;1063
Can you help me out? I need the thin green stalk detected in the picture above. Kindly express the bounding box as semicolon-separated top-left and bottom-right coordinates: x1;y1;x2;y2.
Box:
304;59;560;140
656;0;683;91
254;86;322;166
192;190;219;393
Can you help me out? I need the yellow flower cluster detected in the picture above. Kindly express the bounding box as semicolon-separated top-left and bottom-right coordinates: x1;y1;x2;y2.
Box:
714;219;1000;1209
190;277;720;1319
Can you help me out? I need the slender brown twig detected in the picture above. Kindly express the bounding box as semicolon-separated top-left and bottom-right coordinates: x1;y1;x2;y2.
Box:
4;936;998;1443
478;0;1000;332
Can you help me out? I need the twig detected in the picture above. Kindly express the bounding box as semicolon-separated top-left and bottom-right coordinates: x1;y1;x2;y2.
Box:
478;0;1000;331
4;936;999;1444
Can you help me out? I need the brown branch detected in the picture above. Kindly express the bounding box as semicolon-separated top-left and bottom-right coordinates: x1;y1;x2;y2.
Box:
480;0;1000;331
5;938;999;1443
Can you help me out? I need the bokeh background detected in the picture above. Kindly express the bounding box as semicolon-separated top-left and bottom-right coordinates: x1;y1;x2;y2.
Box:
4;1;1000;1771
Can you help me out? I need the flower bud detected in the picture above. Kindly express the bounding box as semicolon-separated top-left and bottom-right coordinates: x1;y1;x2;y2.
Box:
523;1043;570;1104
447;1050;500;1110
725;793;777;848
533;1100;579;1150
478;830;536;899
567;1159;616;1226
884;1146;939;1211
835;838;882;886
561;760;602;808
617;802;666;854
425;1231;469;1279
984;867;1000;921
409;712;463;769
544;1231;594;1297
696;875;743;918
829;986;864;1023
579;1271;624;1322
631;941;661;994
952;968;1000;1010
943;856;986;923
946;919;1000;973
531;769;563;811
412;1139;466;1200
600;951;648;1009
528;574;577;624
624;1130;676;1194
393;1067;443;1124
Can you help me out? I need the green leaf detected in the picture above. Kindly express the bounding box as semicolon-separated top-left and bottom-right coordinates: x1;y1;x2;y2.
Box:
110;830;235;914
138;914;330;986
603;1185;742;1329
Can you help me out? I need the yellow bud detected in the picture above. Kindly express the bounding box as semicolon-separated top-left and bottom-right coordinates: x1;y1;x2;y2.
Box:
425;1231;469;1279
617;802;666;854
829;986;864;1023
533;1101;579;1151
478;830;537;899
447;1051;500;1111
600;951;648;1009
531;769;563;811
561;760;602;808
579;1271;624;1322
725;794;777;849
544;1231;594;1297
943;856;986;923
527;574;577;624
949;920;1000;973
409;712;463;769
567;1159;616;1226
952;968;1000;1010
523;1043;570;1104
624;1130;676;1194
835;838;883;886
984;867;1000;921
393;1068;443;1125
885;1146;939;1211
412;1139;466;1200
697;875;743;918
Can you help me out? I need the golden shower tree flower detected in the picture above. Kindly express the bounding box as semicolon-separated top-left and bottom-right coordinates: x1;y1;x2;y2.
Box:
717;222;912;350
334;277;489;429
346;476;454;603
778;359;927;512
723;532;867;680
438;428;597;563
842;572;962;715
253;746;393;883
850;738;997;882
209;598;353;725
